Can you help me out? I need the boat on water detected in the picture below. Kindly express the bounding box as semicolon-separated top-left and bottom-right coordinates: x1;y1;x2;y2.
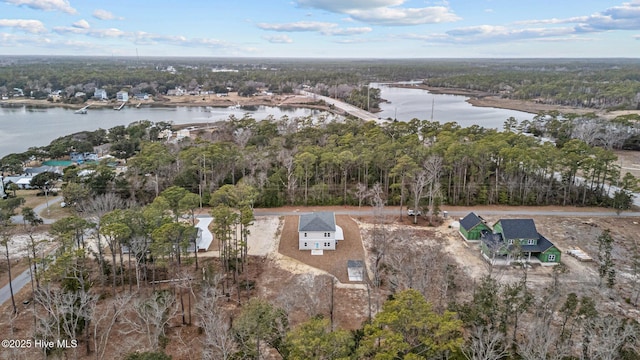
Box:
228;102;241;110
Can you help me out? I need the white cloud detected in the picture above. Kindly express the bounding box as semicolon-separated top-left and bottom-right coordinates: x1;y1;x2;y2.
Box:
294;0;459;26
3;0;76;14
295;0;404;12
92;9;123;21
0;19;46;33
262;34;293;43
347;6;460;26
323;26;371;35
257;21;335;32
258;21;372;36
516;1;640;32
403;1;640;46
72;19;90;29
53;26;125;38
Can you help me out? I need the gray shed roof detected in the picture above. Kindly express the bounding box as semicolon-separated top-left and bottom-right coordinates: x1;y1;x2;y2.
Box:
347;260;365;282
298;212;336;232
460;212;486;231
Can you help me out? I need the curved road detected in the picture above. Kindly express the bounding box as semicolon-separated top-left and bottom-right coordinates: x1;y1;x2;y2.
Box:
2;196;63;306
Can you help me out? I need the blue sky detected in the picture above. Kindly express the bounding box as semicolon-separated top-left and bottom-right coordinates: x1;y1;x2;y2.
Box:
0;0;639;58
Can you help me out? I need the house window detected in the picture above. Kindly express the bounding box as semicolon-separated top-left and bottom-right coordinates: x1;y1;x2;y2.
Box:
528;239;536;245
547;254;556;262
508;239;513;245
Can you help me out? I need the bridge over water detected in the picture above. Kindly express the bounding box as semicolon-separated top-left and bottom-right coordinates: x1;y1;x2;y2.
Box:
301;91;381;123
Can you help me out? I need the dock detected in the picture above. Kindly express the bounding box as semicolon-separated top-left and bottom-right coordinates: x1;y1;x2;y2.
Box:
114;102;126;111
74;104;90;114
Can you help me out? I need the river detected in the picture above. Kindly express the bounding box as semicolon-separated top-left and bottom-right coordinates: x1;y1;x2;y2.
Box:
373;83;533;127
0;105;334;157
0;85;534;158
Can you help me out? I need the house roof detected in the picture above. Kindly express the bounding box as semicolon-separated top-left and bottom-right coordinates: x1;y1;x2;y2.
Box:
460;212;486;231
298;212;336;232
498;219;538;240
481;230;557;254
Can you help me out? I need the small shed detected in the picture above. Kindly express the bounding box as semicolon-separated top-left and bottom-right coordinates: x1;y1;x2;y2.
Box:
459;212;491;240
347;260;365;282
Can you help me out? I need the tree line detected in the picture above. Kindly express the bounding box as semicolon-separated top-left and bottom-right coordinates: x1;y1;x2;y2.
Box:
2;57;639;111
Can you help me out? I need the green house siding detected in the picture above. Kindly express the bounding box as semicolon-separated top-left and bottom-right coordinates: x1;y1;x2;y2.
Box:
537;247;561;263
461;224;490;240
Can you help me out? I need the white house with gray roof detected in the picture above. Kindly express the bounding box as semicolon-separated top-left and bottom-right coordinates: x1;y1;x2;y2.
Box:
298;212;344;251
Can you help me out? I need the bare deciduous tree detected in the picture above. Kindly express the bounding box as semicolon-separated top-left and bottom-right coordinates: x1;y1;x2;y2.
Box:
198;281;236;360
120;290;178;351
354;182;369;208
92;292;134;360
583;316;638;360
517;316;569;360
462;325;509;360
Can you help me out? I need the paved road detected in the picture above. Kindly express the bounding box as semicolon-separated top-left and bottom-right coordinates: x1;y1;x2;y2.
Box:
254;207;639;218
0;264;34;306
301;91;380;122
11;195;63;225
2;196;62;306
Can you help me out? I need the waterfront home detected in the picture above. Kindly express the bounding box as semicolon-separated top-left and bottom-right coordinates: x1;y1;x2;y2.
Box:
116;91;129;102
94;88;108;100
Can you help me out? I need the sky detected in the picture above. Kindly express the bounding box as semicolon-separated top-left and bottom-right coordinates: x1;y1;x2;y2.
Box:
0;0;639;58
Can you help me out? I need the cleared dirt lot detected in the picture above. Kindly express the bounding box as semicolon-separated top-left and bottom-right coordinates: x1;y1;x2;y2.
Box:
278;215;366;284
261;207;640;321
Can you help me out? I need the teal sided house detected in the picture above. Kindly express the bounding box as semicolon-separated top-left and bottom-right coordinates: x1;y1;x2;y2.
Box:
459;212;491;241
480;218;561;265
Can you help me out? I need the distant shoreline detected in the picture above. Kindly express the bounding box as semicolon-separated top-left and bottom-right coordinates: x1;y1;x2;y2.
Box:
389;83;615;117
4;87;637;120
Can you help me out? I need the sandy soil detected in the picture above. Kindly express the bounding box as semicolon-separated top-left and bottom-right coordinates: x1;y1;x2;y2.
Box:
278;215;366;284
246;216;281;257
615;149;640;179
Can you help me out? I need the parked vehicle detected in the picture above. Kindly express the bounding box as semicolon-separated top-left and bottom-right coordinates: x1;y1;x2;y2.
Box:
408;209;421;216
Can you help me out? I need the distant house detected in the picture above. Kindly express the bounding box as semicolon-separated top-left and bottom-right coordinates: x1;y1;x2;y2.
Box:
298;212;344;251
480;218;561;265
116;91;129;102
70;152;98;164
134;93;149;100
94;88;108;100
459;212;491;241
157;129;173;139
166;87;185;96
